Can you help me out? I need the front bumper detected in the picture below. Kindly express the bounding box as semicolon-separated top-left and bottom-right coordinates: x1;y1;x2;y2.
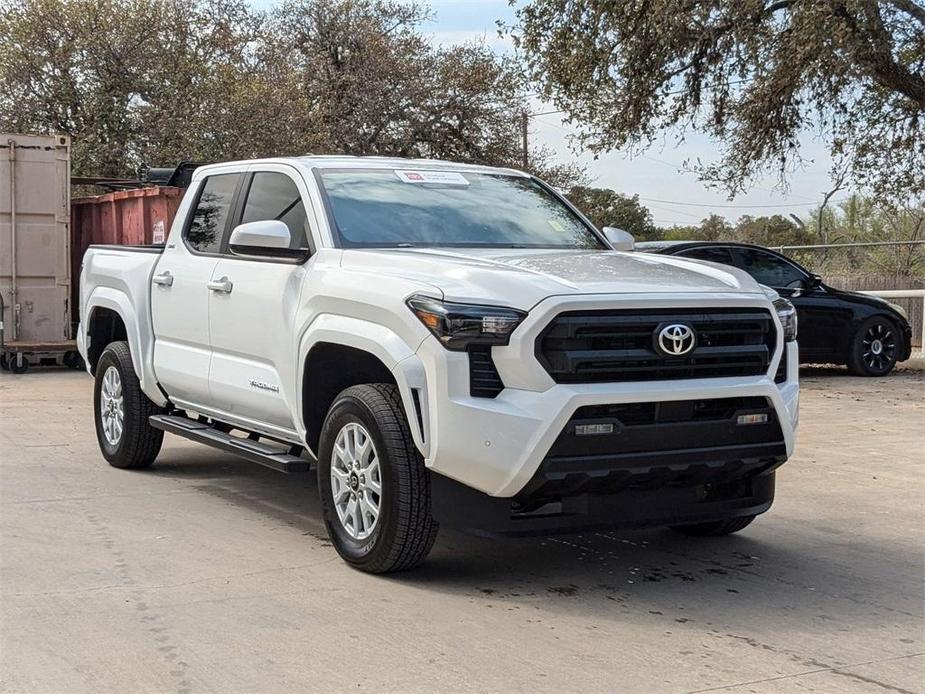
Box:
410;338;799;498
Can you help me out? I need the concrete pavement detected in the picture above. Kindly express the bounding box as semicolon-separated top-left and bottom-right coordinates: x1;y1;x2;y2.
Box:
1;368;923;693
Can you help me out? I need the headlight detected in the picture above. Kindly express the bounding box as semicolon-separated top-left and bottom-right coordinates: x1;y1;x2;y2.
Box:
773;297;798;342
407;295;526;351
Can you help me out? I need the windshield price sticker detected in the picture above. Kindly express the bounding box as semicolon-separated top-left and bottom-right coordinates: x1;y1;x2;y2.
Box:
395;170;470;186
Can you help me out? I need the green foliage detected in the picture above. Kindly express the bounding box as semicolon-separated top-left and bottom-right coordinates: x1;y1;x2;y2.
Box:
566;186;660;239
514;0;925;202
0;0;582;184
659;197;924;277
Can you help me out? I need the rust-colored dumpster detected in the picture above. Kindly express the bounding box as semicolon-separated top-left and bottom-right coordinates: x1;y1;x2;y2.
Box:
70;186;183;325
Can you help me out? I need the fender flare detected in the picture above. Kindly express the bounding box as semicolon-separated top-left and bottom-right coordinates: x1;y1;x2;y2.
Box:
85;287;166;406
296;314;429;456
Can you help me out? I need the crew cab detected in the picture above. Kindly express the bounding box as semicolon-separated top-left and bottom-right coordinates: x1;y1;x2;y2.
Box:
78;157;800;573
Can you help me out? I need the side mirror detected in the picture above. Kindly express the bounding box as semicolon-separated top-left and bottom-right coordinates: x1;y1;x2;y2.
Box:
229;220;291;253
807;273;823;289
602;226;635;251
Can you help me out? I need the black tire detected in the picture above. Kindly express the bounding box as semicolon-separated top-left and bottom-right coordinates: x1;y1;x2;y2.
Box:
63;350;84;370
318;383;438;573
9;354;28;374
93;341;163;469
847;316;900;377
0;354;8;370
670;515;756;537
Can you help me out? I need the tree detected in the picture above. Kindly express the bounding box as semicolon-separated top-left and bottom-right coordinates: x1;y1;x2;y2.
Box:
514;0;925;201
0;0;262;176
0;0;584;185
566;186;660;239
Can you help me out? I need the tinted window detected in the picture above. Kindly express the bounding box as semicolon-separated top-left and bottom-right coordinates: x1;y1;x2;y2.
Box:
241;173;309;250
185;174;239;254
737;248;806;288
678;246;735;266
317;169;604;249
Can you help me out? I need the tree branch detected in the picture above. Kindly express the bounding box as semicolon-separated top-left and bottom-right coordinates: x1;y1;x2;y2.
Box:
856;0;925;108
884;0;925;25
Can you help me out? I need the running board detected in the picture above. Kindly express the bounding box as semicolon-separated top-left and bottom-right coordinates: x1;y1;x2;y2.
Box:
149;414;311;473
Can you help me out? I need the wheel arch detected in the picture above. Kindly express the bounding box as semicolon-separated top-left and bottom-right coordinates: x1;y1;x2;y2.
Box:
298;316;428;457
84;288;166;406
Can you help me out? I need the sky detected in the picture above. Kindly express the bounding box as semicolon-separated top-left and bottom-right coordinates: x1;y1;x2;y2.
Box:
252;0;839;226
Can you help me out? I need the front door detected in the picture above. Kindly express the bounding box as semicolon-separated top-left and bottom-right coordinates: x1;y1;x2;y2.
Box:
207;168;314;432
731;246;837;360
152;172;242;405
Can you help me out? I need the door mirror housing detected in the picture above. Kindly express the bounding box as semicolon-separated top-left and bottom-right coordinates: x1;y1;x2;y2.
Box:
228;220;292;255
807;273;824;289
602;226;635;251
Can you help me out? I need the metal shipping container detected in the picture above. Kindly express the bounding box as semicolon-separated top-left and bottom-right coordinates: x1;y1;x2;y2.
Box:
0;133;74;371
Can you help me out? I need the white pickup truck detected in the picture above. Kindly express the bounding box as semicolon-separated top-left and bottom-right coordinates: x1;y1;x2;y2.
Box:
78;156;800;573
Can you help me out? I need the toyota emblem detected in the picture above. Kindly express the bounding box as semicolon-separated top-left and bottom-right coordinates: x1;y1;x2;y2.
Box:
656;323;696;356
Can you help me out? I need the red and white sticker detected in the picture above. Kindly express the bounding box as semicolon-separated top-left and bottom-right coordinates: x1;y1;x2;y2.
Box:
394;170;469;185
151;220;166;244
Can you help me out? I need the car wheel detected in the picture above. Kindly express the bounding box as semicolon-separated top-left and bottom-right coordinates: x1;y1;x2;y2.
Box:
63;350;84;369
9;354;29;374
847;316;899;377
318;383;438;573
94;341;163;469
670;515;756;536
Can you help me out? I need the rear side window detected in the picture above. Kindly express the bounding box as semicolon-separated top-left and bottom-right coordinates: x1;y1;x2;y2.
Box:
185;174;240;254
736;248;806;288
240;172;309;250
678;246;735;266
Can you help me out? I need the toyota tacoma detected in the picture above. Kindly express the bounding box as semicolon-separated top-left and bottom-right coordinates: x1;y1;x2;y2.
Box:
78;157;800;573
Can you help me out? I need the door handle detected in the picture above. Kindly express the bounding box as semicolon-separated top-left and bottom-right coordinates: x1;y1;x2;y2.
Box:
207;277;233;294
152;271;173;287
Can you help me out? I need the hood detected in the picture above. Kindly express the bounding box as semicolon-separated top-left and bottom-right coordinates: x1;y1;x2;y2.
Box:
340;247;764;309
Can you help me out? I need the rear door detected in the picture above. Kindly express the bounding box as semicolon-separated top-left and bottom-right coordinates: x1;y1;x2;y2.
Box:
207;166;314;432
151;172;242;405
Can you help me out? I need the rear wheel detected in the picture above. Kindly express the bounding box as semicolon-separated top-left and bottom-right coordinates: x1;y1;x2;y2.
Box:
93;341;163;469
670;515;756;536
9;354;28;374
318;383;438;573
848;316;899;376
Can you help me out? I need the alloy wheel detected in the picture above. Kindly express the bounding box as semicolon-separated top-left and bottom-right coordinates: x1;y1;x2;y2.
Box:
330;422;382;540
862;321;897;372
99;365;124;445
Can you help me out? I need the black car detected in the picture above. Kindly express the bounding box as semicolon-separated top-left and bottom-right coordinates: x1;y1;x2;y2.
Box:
637;241;913;376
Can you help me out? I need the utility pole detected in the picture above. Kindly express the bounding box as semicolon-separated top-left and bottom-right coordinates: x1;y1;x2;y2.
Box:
521;110;529;170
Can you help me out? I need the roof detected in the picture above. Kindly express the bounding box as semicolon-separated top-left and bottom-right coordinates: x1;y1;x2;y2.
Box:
636;240;772;252
193;155;528;181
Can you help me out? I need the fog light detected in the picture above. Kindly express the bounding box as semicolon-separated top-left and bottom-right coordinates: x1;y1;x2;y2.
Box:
737;413;769;425
575;423;614;436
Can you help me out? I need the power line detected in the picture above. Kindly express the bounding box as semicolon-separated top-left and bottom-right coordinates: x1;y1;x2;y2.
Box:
639;197;833;209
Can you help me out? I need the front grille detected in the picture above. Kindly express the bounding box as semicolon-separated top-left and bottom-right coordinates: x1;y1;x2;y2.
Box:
468;346;504;398
537;308;777;383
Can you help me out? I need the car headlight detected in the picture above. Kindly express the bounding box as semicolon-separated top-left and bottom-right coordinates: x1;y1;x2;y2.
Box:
773;297;798;342
407;295;527;351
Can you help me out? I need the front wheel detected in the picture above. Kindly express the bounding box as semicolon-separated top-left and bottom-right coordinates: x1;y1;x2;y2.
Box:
318;384;438;573
93;341;163;469
670;515;756;537
847;316;900;376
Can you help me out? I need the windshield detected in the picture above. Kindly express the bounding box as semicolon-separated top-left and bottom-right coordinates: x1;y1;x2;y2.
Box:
316;168;605;249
